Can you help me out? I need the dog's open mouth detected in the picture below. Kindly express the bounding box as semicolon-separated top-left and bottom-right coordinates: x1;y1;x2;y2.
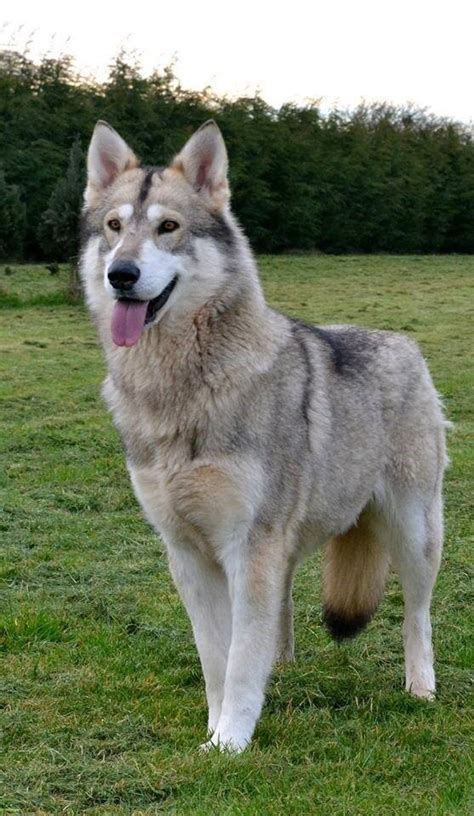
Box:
111;276;178;347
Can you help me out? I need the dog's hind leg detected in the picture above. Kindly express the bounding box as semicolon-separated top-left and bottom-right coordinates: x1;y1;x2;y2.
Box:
167;544;232;734
277;556;297;663
379;488;443;699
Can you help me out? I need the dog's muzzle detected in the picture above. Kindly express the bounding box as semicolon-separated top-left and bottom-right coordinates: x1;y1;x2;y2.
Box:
108;260;140;291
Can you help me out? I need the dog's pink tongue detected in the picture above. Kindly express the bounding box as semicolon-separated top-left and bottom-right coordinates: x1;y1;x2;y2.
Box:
111;300;149;347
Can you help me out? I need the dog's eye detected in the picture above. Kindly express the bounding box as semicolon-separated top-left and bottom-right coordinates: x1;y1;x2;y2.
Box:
107;218;121;232
159;219;179;234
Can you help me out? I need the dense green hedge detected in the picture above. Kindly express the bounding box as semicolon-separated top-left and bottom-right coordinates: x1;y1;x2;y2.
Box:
1;50;473;260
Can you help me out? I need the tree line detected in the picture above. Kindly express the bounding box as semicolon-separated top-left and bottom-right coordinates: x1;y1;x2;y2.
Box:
0;49;473;261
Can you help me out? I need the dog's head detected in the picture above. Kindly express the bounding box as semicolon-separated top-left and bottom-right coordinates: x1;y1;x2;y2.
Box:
81;121;250;347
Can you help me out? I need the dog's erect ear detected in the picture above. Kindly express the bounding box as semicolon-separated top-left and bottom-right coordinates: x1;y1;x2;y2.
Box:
85;121;139;207
172;121;229;209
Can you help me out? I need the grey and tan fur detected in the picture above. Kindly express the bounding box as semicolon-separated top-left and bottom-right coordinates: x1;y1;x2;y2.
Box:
80;120;448;752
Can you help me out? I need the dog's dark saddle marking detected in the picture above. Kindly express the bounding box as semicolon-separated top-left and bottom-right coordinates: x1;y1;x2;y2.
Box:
292;319;375;375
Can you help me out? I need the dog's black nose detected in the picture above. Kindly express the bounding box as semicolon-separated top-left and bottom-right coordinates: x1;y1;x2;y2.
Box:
108;260;140;290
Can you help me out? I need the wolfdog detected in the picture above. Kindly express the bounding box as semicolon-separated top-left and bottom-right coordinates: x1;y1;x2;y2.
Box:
80;120;448;752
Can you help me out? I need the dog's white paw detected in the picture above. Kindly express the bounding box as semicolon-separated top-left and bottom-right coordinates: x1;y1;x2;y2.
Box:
406;665;436;700
199;739;217;753
199;727;249;754
408;683;436;700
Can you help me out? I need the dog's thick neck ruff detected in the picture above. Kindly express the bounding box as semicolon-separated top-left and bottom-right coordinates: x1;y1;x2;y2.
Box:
103;282;282;411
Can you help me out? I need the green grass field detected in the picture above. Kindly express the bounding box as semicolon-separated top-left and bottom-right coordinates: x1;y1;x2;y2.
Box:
1;257;473;815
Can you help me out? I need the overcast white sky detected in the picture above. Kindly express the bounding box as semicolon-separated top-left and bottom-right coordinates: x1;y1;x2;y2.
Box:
2;0;473;123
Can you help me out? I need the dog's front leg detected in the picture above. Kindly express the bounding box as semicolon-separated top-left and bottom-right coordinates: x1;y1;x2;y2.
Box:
204;526;287;753
167;543;232;734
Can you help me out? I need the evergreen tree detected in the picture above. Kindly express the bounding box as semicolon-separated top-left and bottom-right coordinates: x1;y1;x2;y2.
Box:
38;135;85;262
0;168;26;260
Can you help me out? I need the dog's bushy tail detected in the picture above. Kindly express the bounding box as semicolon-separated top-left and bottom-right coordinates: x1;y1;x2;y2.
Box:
322;511;389;640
